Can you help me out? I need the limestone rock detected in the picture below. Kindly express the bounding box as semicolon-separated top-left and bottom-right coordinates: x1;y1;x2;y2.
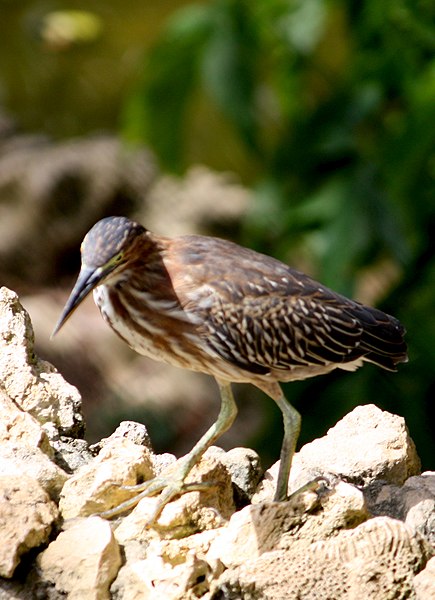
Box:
153;446;235;533
206;499;315;571
214;517;432;599
0;295;428;599
414;556;435;599
2;400;432;599
50;435;94;474
212;446;263;505
0;385;68;500
0;287;84;437
296;404;420;485
90;420;152;455
207;481;368;570
152;452;178;476
112;551;211;600
0;387;50;452
0;475;58;578
255;404;421;503
112;529;219;600
365;471;435;546
0;135;156;287
142;165;249;238
38;516;122;600
0;443;67;501
59;437;155;518
402;473;435;545
0;579;34;600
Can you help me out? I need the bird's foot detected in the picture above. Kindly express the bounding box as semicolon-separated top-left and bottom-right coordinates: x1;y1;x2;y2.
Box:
288;475;330;498
97;474;216;525
281;474;334;504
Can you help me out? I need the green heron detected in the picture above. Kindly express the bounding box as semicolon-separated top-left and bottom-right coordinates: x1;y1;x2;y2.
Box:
53;216;407;520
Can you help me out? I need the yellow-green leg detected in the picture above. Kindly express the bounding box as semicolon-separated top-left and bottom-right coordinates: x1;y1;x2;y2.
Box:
99;379;238;522
256;382;301;502
273;392;301;501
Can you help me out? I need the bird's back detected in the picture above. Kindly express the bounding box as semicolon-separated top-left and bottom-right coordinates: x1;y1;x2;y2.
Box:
165;234;407;381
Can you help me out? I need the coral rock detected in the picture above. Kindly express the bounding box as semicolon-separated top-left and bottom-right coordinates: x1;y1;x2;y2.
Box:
0;287;83;437
59;438;155;519
0;475;58;578
214;517;432;599
38;516;122;600
255;404;421;503
414;556;435;599
365;471;435;546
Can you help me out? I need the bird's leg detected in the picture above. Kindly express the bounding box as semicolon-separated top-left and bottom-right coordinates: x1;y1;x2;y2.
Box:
273;392;301;501
98;379;238;522
256;382;301;501
175;379;238;479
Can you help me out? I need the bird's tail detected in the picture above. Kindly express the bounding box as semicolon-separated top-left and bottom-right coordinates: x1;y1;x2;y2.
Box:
349;304;408;371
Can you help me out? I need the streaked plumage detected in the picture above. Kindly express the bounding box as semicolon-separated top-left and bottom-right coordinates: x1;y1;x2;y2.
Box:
53;216;407;521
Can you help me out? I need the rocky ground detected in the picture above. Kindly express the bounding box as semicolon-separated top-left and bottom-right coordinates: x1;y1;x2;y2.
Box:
1;286;435;599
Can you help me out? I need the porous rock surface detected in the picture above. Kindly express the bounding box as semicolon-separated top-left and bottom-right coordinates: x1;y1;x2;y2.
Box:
0;286;83;438
38;516;122;600
0;287;434;599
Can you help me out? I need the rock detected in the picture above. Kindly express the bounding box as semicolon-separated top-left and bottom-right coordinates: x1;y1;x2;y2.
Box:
280;480;369;546
51;436;94;474
0;475;58;578
112;529;219;599
218;446;263;505
0;443;67;501
152;452;178;476
403;473;435;545
90;420;152;455
0;387;68;500
0;387;50;452
206;499;316;571
0;579;34;600
365;471;435;546
59;437;155;519
254;404;421;503
296;404;420;485
112;550;211;600
142;165;249;238
38;516;122;600
414;556;435;599
0;287;84;437
0;135;156;287
207;481;368;570
213;517;432;599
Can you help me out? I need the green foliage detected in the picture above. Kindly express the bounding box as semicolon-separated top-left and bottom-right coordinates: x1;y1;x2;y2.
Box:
123;5;213;170
123;0;435;468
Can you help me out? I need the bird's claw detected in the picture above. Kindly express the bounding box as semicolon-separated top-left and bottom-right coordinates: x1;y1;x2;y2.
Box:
96;475;216;524
286;474;335;503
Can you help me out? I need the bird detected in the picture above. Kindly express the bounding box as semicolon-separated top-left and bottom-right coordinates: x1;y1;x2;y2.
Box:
53;215;408;521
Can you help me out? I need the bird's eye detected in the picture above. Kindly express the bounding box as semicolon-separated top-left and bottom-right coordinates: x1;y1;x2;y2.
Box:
110;253;123;266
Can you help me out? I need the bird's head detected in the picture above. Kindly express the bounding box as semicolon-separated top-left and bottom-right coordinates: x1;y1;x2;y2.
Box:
52;216;145;336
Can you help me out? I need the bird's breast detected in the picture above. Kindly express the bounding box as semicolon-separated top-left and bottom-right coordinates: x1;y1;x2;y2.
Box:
92;284;214;371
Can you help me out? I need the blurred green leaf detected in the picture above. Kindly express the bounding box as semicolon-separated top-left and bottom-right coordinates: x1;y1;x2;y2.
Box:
200;1;259;151
122;4;213;171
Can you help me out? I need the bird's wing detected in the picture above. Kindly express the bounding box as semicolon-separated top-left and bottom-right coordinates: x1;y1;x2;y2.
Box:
168;235;407;375
198;285;368;375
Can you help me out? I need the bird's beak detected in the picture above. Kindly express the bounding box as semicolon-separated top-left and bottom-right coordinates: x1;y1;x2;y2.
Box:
51;265;105;337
